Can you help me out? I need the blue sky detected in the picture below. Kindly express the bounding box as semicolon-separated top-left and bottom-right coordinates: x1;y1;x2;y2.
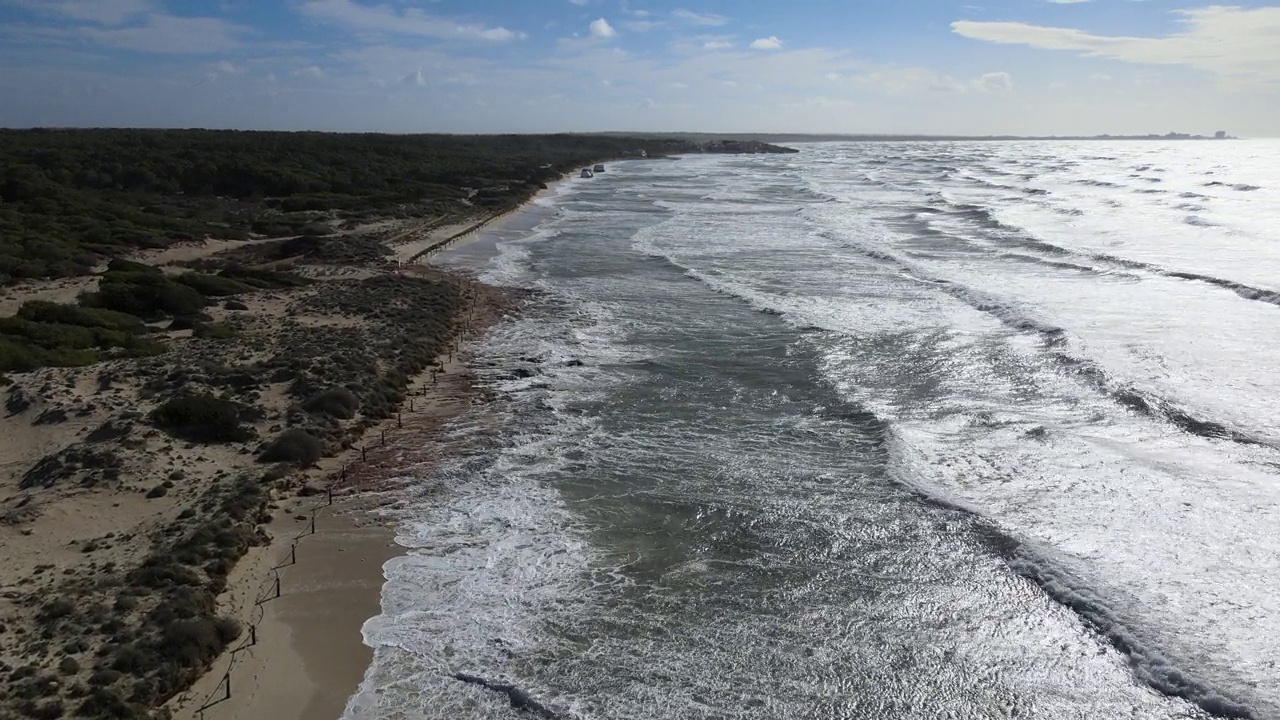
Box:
2;0;1278;135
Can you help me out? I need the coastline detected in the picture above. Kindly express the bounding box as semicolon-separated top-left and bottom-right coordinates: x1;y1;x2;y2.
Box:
163;201;538;720
0;149;640;720
395;173;573;266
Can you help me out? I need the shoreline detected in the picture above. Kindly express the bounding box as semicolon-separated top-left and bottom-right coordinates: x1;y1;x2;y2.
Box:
164;210;538;720
0;148;583;720
400;173;573;265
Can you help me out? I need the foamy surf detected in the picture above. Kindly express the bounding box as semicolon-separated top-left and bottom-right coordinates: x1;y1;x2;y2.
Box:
346;142;1280;719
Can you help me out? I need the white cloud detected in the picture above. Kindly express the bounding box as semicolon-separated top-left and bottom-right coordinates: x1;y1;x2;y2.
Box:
6;0;152;25
750;36;782;50
673;9;728;26
299;0;522;42
703;39;733;50
952;6;1280;83
974;70;1013;92
80;14;247;53
568;0;589;5
199;59;241;83
293;65;326;79
590;17;616;38
401;68;426;86
1045;0;1089;3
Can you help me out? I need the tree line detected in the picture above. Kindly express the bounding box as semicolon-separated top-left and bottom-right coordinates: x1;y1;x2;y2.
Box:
0;129;698;286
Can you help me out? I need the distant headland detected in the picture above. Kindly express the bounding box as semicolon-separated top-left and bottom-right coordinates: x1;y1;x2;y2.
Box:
601;131;1238;143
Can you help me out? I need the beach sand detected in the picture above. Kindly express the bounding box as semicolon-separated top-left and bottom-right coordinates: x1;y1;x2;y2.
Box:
164;336;499;720
168;501;398;720
162;213;531;720
1;196;533;720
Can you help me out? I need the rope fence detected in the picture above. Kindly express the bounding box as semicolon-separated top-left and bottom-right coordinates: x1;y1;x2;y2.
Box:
191;282;482;718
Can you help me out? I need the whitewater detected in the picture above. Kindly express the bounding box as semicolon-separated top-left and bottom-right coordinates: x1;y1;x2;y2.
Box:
344;140;1280;720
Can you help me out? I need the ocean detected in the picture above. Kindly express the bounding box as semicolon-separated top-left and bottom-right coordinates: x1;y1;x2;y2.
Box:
344;141;1280;720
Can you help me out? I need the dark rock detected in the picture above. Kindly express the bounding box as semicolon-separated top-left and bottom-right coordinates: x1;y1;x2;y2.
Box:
5;386;33;417
85;419;132;443
453;673;559;719
33;408;69;425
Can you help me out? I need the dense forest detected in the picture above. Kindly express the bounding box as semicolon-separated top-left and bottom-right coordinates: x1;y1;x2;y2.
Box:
0;129;707;286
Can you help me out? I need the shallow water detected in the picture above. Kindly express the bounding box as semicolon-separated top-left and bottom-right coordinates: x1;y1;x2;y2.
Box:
345;141;1280;720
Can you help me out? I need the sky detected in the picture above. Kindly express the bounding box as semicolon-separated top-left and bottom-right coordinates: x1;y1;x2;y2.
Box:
1;0;1278;136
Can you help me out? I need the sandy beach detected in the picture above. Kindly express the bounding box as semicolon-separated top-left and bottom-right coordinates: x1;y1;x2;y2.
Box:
165;345;485;720
0;199;532;720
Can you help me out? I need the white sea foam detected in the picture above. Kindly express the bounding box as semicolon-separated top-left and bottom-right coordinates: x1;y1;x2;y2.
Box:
346;144;1280;719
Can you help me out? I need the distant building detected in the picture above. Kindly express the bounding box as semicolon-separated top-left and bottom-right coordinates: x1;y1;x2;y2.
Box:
1215;131;1227;139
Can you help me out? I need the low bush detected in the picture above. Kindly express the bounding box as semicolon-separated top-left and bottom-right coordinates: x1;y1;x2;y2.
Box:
37;599;75;624
16;301;145;333
105;258;160;275
217;265;310;290
302;387;359;419
299;221;333;236
174;272;251;297
18;699;64;719
258;429;322;466
149;393;253;443
82;280;206;321
192;322;236;340
76;687;140;719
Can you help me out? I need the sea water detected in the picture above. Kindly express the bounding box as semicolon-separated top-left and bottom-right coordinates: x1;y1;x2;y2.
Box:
344;140;1280;720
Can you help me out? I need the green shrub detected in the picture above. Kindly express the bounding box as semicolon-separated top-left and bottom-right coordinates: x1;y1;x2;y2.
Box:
302;387;359;419
0;337;51;372
0;317;96;350
108;646;146;674
149;393;253;443
76;687;140;719
37;599;75;623
192;322;236;340
82;280;206;320
159;618;223;667
16;301;145;333
258;429;323;466
175;272;252;297
18;699;65;719
299;221;334;236
218;265;310;290
105;258;160;275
